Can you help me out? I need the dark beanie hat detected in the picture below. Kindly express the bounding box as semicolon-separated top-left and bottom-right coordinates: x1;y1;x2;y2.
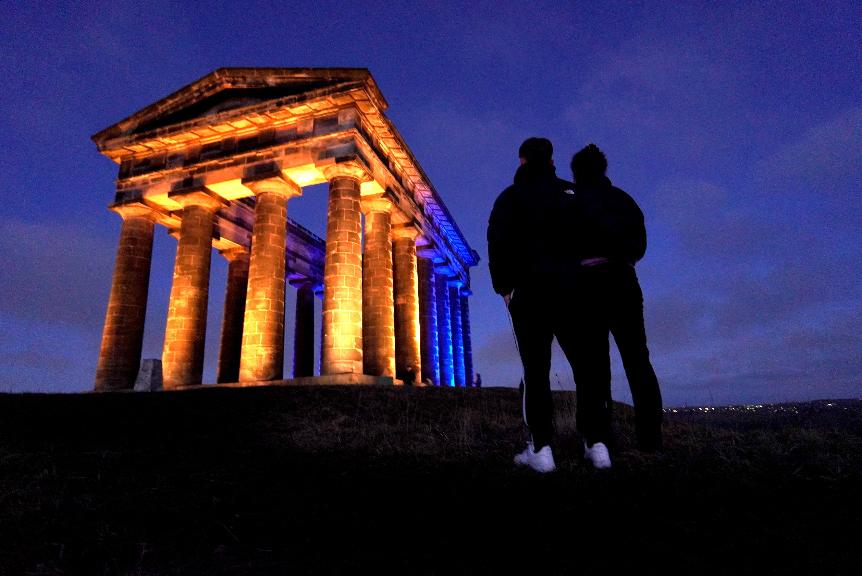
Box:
518;137;553;165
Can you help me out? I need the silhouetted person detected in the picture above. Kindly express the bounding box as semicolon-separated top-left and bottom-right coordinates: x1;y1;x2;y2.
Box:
473;373;482;388
487;137;579;473
570;144;663;455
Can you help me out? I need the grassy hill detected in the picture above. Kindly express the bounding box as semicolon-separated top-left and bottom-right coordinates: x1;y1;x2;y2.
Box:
0;385;860;575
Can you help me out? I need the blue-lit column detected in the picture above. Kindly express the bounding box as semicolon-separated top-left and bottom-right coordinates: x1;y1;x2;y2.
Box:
417;256;439;386
449;281;466;387
460;288;473;387
435;274;454;387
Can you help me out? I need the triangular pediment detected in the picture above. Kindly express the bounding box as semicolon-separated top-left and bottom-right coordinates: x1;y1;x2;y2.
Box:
92;68;385;145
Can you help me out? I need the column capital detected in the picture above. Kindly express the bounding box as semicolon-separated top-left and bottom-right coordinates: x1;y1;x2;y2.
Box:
416;234;434;248
218;246;249;262
446;277;464;288
360;194;394;215
322;159;372;182
391;223;421;241
110;201;160;222
416;238;441;259
289;276;322;290
168;187;225;212
243;175;302;200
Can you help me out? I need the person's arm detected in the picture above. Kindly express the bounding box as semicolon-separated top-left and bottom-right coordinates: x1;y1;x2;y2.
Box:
617;188;647;264
487;189;516;300
630;198;647;263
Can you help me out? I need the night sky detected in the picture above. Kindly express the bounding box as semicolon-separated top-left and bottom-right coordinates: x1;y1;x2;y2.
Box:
1;1;860;407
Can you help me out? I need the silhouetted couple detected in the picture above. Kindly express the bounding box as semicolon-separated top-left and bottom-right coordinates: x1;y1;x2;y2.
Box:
487;138;662;473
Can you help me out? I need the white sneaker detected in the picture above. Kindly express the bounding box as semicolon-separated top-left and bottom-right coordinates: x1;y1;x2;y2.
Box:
513;442;556;473
584;441;612;469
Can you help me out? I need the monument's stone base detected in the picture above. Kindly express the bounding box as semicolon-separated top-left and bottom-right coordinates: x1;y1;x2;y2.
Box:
173;374;414;390
96;373;440;392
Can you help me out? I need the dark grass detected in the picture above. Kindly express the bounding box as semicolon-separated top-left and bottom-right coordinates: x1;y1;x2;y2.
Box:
0;386;860;575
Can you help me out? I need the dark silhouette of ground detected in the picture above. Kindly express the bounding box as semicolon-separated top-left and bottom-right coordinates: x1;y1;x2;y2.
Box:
0;386;859;574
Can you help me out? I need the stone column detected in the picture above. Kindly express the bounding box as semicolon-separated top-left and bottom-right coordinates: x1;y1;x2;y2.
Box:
321;163;366;375
361;197;395;377
293;281;316;378
393;226;421;384
162;190;223;389
417;257;439;386
449;281;466;387
435;274;454;387
239;176;302;382
95;202;158;391
216;247;249;384
461;290;474;387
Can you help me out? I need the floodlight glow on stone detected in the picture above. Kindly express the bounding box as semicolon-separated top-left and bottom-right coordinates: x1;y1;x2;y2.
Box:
91;68;478;390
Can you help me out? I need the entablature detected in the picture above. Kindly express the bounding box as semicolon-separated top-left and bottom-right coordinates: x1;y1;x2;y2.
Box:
94;68;478;286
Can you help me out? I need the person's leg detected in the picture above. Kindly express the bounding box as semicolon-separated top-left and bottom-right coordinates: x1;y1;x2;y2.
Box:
556;270;613;447
509;289;554;450
609;266;663;451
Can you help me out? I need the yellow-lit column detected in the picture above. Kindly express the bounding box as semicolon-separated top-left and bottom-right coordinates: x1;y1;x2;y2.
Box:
393;225;421;384
216;247;249;383
361;196;396;377
321;163;366;375
162;190;223;389
95;202;158;391
239;176;302;382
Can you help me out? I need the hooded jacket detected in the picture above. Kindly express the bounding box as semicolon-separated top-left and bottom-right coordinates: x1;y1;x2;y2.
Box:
486;163;576;296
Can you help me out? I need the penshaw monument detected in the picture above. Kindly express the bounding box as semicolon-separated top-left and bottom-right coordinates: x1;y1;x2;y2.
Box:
92;68;478;391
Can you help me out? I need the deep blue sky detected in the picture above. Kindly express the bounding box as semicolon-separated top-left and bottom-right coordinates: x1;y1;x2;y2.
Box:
1;1;860;406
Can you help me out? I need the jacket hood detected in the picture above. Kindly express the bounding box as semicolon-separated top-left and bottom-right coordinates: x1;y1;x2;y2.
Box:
514;163;557;186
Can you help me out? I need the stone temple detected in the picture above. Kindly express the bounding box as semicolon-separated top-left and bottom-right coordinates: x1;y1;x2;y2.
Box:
92;68;479;391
